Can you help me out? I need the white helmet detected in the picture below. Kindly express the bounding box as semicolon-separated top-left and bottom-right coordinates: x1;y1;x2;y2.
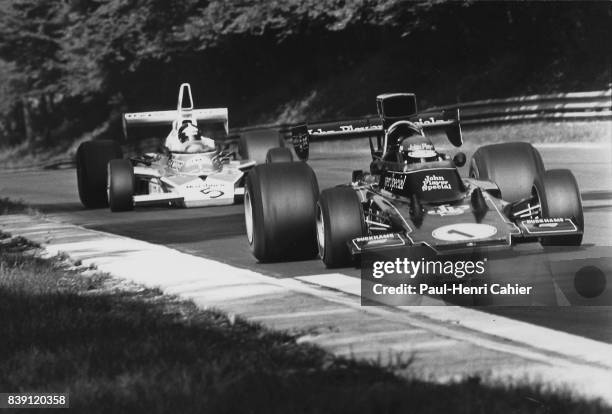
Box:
178;121;201;144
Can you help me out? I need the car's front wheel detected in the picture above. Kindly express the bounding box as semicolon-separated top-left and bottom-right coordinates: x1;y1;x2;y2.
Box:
317;187;366;268
108;159;135;212
533;169;583;246
470;142;544;203
245;162;319;262
76;140;122;208
239;129;285;165
265;147;293;163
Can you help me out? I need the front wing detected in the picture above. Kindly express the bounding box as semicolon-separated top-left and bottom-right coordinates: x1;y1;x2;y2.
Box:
350;216;582;256
132;165;245;208
348;188;582;255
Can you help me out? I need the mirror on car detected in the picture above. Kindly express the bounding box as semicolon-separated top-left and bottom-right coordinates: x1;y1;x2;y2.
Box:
453;152;466;167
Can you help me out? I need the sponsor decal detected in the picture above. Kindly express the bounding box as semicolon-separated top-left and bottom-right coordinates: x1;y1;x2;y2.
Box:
187;156;206;165
520;218;577;234
523;218;564;224
168;158;185;171
185;183;205;189
201;187;224;198
184;179;226;199
407;149;437;158
309;124;382;135
404;142;437;158
406;142;434;152
427;205;470;216
414;117;452;126
354;234;397;242
384;174;407;191
422;174;451;191
432;223;498;242
352;233;405;251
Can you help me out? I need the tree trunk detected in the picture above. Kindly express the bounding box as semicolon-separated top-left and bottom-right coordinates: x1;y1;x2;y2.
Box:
22;98;34;143
40;93;51;145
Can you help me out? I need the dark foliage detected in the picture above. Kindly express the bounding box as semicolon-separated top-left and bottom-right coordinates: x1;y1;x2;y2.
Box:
0;1;610;147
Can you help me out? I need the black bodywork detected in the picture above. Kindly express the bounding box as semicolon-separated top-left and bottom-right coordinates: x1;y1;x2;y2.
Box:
291;94;582;256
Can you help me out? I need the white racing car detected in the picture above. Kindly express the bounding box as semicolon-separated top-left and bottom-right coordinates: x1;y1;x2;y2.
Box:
76;83;292;211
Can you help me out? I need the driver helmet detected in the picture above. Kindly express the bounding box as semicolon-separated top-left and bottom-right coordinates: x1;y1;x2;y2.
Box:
176;121;215;153
178;121;201;144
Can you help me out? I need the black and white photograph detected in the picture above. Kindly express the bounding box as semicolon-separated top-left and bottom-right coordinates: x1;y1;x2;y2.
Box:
0;0;611;412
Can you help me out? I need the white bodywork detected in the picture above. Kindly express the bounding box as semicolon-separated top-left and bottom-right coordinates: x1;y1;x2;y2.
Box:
133;152;255;208
122;83;254;208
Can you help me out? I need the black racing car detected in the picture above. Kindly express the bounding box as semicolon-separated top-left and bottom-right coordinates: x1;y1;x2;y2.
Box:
243;93;583;267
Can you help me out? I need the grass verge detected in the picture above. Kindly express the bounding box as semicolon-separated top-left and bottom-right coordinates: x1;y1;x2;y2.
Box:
0;234;609;413
0;197;36;215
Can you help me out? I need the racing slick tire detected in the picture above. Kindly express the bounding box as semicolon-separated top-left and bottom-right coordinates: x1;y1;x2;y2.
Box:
470;142;544;203
533;169;583;246
317;187;366;268
76;140;123;208
239;129;285;165
265;147;293;163
108;159;135;212
245;162;319;262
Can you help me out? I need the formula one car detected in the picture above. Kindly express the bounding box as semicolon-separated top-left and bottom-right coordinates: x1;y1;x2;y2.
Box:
244;93;584;266
76;83;291;211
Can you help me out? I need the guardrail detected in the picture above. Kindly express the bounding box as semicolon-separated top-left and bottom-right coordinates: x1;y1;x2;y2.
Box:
40;89;610;169
231;89;612;139
421;89;612;125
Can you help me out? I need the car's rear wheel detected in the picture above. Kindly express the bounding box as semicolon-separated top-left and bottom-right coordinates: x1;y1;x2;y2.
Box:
239;129;285;165
76;140;123;208
470;142;544;203
108;159;135;212
245;162;319;262
266;147;293;163
317;187;366;268
533;169;583;246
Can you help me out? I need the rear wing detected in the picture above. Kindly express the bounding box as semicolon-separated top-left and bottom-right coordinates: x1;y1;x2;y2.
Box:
291;108;462;161
290;118;381;161
122;83;229;139
409;108;462;147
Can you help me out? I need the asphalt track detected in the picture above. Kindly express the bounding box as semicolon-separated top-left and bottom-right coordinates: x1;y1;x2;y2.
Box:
1;141;611;343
